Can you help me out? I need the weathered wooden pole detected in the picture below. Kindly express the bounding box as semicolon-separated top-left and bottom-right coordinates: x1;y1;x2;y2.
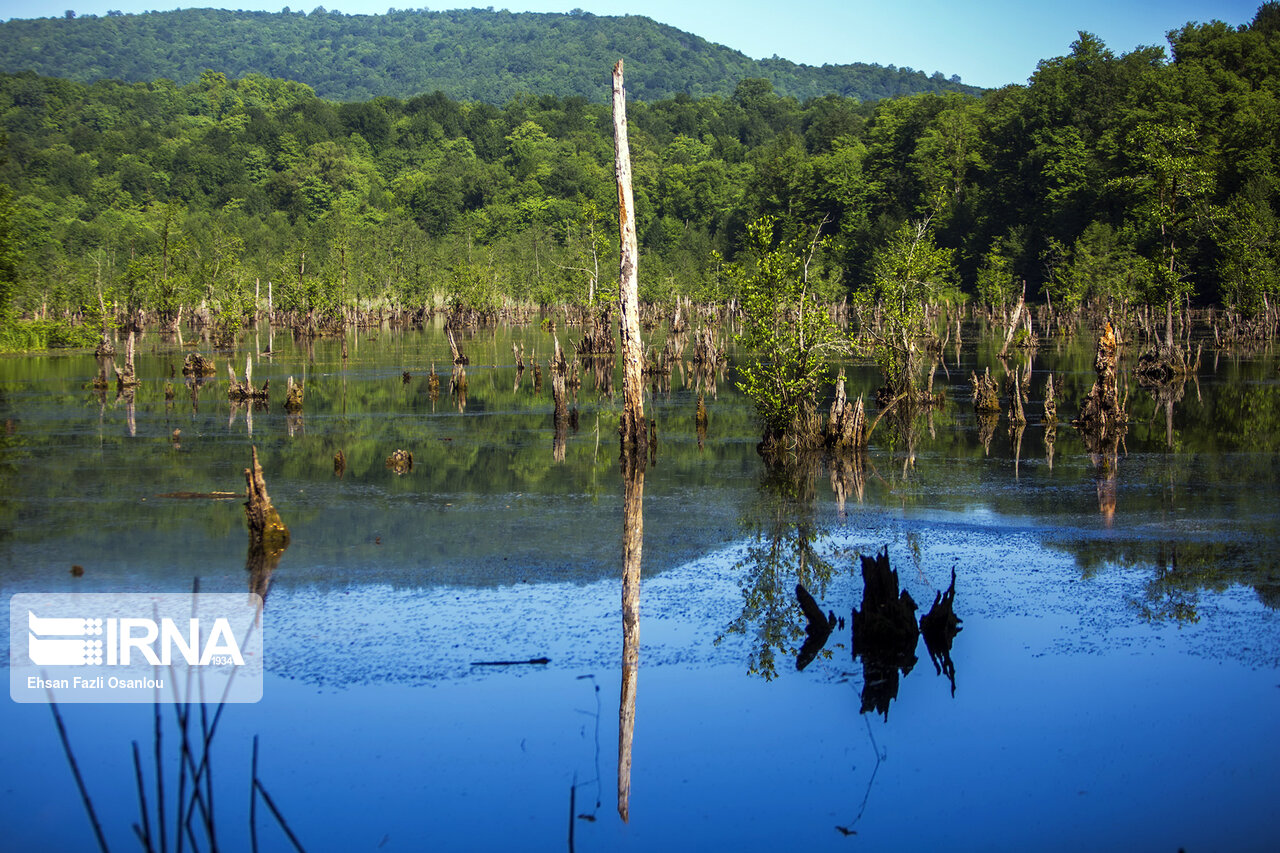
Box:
612;59;646;455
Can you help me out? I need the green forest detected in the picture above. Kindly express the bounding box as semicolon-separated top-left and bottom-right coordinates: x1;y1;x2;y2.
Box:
0;3;1278;348
0;7;979;104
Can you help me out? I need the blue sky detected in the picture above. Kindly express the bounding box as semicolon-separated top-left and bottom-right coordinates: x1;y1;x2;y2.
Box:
0;0;1265;89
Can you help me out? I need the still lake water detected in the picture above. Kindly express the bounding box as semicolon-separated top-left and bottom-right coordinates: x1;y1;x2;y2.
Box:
2;319;1278;851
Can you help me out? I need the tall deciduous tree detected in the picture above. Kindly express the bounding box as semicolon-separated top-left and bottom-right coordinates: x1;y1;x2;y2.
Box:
858;218;958;395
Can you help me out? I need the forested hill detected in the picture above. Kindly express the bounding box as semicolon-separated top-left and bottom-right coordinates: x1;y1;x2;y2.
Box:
0;7;981;104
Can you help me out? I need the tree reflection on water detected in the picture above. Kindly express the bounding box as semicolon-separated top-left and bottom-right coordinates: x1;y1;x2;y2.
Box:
716;453;839;681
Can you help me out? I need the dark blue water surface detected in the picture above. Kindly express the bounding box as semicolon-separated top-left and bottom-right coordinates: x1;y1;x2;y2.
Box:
2;323;1278;851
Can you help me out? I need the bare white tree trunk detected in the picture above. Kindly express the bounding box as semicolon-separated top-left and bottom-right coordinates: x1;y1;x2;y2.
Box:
613;59;646;454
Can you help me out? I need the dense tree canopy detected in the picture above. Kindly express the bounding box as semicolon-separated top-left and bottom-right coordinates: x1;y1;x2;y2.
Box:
0;8;980;105
0;4;1276;333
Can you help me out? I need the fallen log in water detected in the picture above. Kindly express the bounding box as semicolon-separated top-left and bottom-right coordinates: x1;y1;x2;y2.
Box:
156;491;239;500
470;657;551;666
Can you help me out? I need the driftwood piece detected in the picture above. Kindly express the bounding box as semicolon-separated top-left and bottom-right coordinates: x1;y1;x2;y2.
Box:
244;447;289;551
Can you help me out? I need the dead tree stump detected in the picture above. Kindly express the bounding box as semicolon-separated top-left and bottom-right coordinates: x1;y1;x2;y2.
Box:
446;327;469;365
244;447;289;551
284;376;304;413
113;331;141;392
1074;321;1127;453
228;355;269;402
826;372;866;450
183;352;216;377
1043;373;1058;427
970;367;1001;414
385;449;413;474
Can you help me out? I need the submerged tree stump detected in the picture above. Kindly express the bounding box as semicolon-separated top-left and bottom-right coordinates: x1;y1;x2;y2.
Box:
245;446;290;601
852;549;919;652
113;331;141;392
1005;364;1028;427
385;449;413;474
183;352;217;377
1073;321;1127;453
446;326;469;365
228;355;269;402
94;334;115;359
91;358;112;390
244;446;289;551
576;310;616;356
970;367;1001;414
427;364;441;400
284;376;304;413
1043;373;1058;427
691;326;721;368
826;372;867;450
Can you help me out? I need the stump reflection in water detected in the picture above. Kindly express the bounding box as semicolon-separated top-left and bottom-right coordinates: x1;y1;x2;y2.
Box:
244;446;290;602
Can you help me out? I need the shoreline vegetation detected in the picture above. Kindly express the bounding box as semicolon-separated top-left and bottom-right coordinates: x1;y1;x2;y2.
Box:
1;5;1278;447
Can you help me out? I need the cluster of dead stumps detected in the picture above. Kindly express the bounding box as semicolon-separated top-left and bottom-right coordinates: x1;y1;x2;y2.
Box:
795;548;961;719
91;332;306;428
